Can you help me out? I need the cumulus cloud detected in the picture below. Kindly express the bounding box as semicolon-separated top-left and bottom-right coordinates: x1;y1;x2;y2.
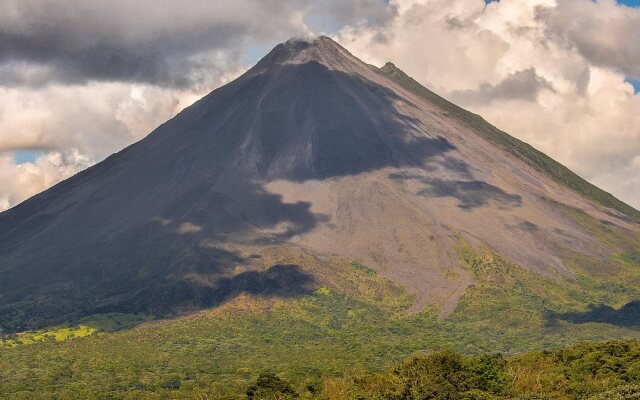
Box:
449;67;555;105
0;150;91;211
0;0;290;87
0;80;230;157
0;75;247;209
0;0;392;88
337;0;640;208
537;0;640;80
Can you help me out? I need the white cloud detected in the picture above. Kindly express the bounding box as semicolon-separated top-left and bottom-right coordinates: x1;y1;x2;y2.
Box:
0;68;247;156
336;0;640;208
537;0;640;79
0;0;392;87
0;150;91;211
0;196;9;212
0;70;245;209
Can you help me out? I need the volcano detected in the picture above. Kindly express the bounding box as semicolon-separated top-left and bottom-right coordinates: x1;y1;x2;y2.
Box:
1;36;638;332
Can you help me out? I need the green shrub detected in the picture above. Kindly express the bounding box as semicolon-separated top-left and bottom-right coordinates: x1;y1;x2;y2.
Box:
345;350;509;399
246;372;298;399
588;385;640;400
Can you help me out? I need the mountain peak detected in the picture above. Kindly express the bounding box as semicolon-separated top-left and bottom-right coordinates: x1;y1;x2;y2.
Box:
251;35;361;74
281;35;342;54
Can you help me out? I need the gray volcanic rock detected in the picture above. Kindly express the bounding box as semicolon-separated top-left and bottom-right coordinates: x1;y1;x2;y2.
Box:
0;36;638;330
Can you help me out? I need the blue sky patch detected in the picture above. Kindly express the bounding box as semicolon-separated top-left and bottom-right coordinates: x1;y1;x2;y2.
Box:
617;0;640;6
242;43;273;65
626;78;640;94
13;150;43;164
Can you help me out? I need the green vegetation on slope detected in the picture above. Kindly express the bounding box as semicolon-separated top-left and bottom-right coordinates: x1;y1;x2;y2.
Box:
251;339;640;399
3;237;640;399
0;325;97;348
618;251;640;269
0;313;154;348
377;62;640;222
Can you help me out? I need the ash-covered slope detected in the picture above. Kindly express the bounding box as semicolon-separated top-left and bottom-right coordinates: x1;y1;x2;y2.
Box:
0;36;638;331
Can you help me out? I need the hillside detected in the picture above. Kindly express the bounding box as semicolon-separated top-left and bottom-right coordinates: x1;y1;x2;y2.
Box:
2;286;640;399
1;36;638;332
1;36;640;398
377;62;640;222
2;237;640;398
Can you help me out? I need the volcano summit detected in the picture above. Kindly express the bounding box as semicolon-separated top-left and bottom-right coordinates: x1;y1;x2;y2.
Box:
0;36;638;332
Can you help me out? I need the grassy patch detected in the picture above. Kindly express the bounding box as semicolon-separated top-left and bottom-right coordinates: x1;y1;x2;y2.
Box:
557;202;638;251
618;251;640;268
350;261;376;276
0;325;97;348
0;313;154;348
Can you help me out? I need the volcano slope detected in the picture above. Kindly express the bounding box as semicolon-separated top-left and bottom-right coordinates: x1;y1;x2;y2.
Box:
1;36;640;357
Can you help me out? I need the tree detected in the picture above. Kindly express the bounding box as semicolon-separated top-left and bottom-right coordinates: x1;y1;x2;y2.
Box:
246;372;298;400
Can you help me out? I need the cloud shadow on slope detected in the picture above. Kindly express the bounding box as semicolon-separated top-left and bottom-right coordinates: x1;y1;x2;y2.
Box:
547;301;640;329
114;263;316;317
389;174;522;210
207;264;316;305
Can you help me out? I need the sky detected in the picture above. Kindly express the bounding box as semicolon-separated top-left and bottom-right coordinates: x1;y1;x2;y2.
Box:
0;0;639;211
